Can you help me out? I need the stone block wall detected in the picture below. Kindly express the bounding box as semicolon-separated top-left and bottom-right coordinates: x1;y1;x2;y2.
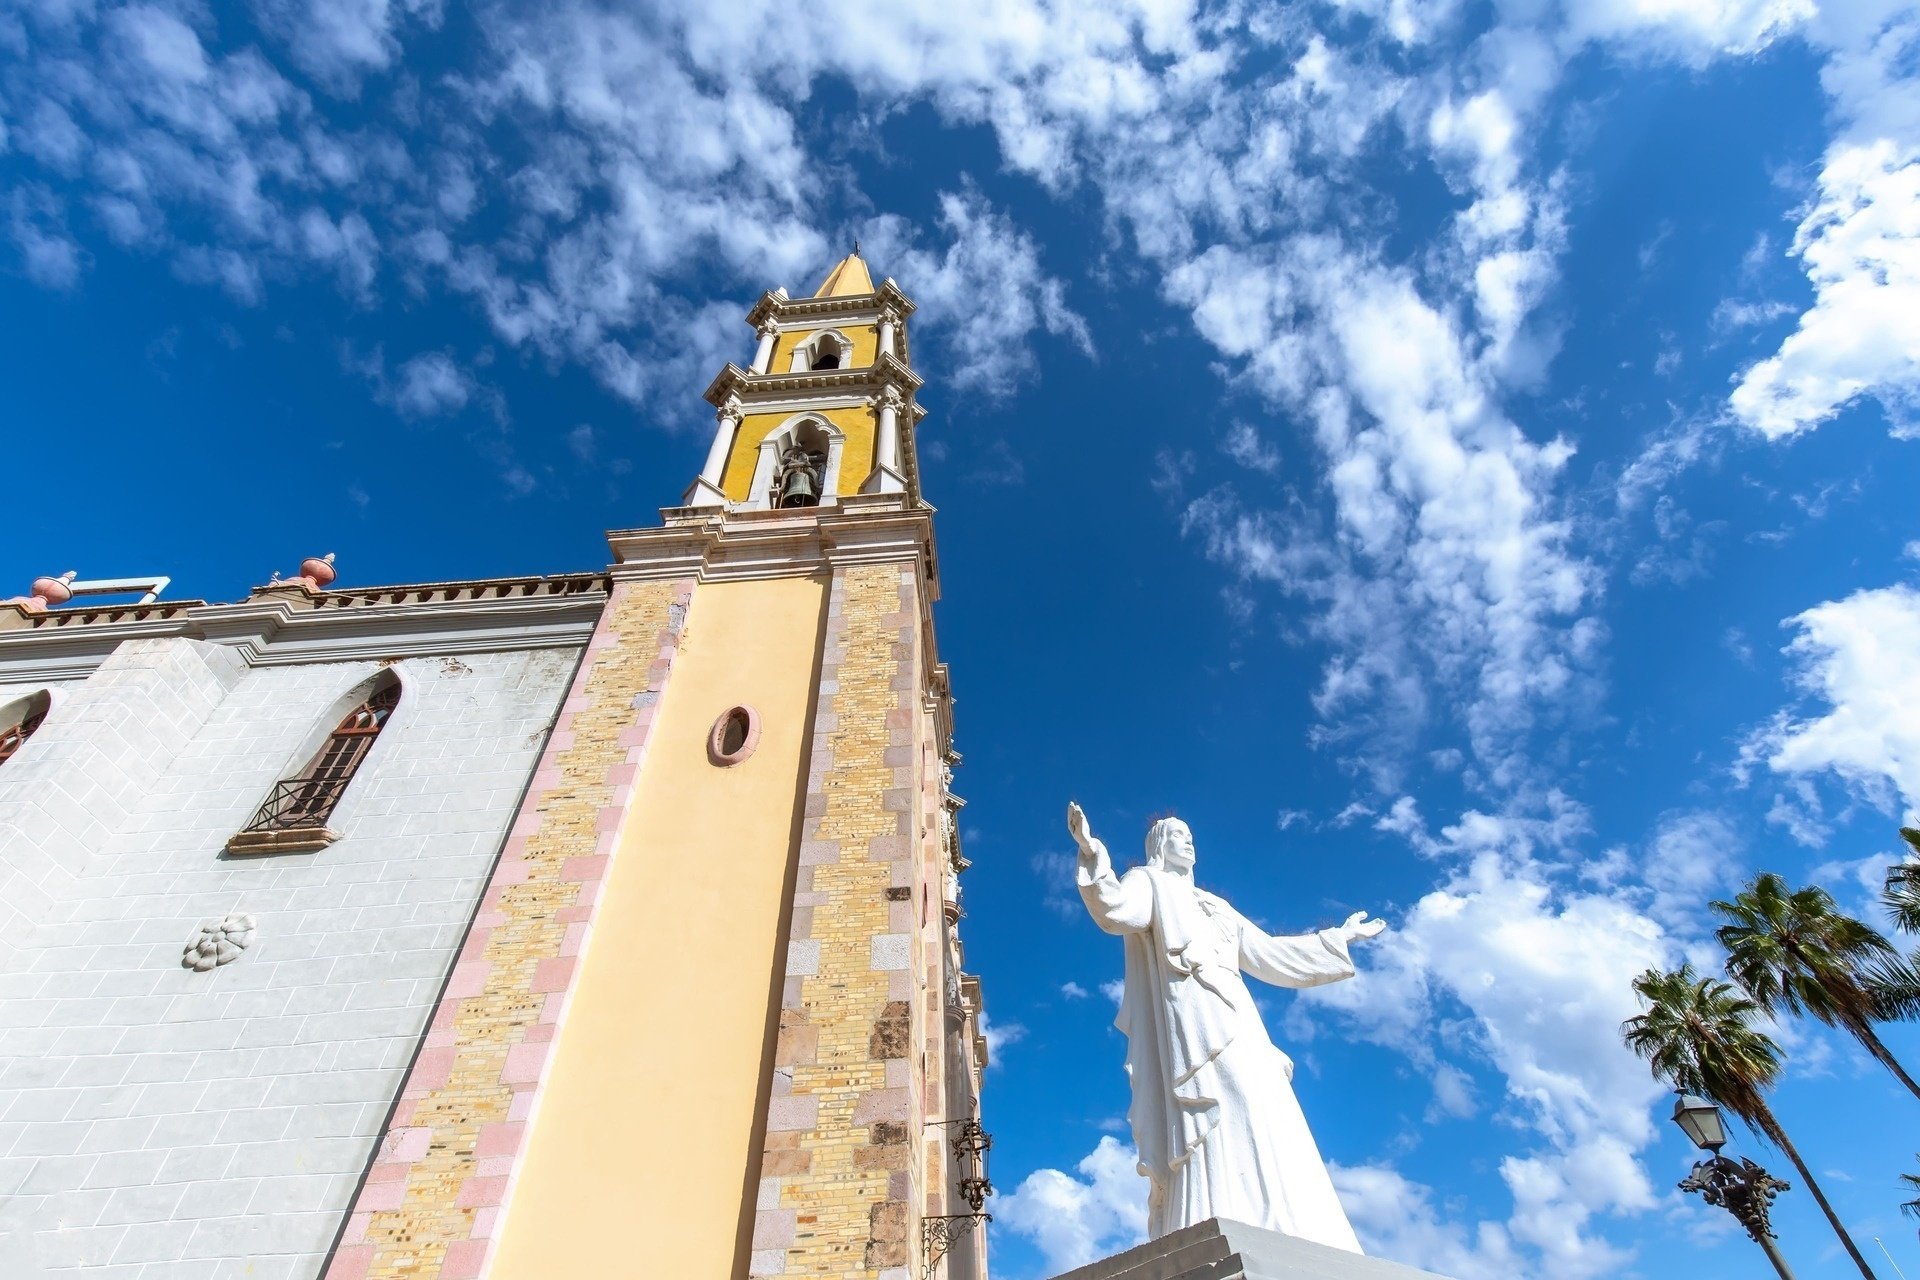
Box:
0;640;580;1280
0;642;242;961
750;562;927;1280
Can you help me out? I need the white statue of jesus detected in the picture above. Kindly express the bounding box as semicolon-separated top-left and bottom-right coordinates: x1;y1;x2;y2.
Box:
1069;802;1386;1251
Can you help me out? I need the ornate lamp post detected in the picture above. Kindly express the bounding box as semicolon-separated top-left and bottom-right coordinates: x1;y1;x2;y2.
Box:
1672;1094;1796;1279
923;1117;993;1277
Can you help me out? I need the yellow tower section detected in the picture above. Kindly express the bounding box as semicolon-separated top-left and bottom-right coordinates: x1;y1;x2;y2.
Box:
325;257;992;1280
684;253;925;511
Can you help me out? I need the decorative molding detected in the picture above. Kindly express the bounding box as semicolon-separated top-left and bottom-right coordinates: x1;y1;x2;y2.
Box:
703;351;922;409
743;279;915;330
0;575;610;683
609;502;938;586
225;827;340;856
183;913;257;971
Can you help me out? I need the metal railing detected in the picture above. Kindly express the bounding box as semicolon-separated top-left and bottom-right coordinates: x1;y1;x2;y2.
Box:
238;775;349;833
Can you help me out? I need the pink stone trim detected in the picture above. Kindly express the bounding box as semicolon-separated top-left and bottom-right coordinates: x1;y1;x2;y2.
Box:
327;578;695;1279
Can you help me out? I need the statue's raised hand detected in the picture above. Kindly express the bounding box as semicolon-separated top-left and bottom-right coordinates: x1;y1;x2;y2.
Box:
1067;801;1106;868
1341;911;1387;944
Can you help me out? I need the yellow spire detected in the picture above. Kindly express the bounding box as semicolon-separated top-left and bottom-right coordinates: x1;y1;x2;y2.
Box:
812;250;874;298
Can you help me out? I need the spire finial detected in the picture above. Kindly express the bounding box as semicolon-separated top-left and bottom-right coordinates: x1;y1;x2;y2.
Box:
852;238;860;255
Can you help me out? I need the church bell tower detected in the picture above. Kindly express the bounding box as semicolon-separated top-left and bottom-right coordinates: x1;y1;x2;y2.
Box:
685;251;922;510
328;255;992;1280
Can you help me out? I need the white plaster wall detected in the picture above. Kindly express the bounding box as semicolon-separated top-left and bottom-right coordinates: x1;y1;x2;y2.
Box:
0;646;242;965
0;639;579;1279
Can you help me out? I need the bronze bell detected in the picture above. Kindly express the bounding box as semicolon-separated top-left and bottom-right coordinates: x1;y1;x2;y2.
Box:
778;455;820;508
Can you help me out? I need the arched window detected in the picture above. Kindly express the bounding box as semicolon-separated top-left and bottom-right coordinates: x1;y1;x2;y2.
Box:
227;676;400;855
790;330;852;373
747;414;847;511
0;692;50;768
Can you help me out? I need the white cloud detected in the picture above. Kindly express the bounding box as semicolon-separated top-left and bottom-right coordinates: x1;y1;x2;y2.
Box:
1813;845;1906;924
1221;420;1284;474
1303;802;1673;1278
867;188;1092;400
1333;1163;1521;1280
6;184;82;288
252;0;438;94
1731;141;1920;438
1711;297;1795;330
1745;583;1920;818
978;1010;1025;1067
1060;981;1090;1000
1641;810;1741;928
388;351;472;418
995;1136;1147;1274
1559;0;1812;61
1170;241;1597;787
1427;1061;1478;1121
566;423;596;462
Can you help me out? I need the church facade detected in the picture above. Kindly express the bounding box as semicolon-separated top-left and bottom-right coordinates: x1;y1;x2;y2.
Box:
0;258;994;1280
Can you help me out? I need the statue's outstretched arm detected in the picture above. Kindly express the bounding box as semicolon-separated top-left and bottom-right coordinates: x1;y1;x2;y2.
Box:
1069;801;1151;935
1237;908;1383;990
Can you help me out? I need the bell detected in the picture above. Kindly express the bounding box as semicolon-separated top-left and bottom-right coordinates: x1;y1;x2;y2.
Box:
779;462;819;508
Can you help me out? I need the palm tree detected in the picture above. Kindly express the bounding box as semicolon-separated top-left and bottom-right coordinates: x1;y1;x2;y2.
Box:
1715;872;1920;1101
1883;828;1920;937
1902;1159;1920;1221
1623;965;1877;1278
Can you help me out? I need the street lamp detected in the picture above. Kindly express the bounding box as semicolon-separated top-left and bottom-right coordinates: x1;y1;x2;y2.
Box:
1671;1094;1796;1280
1672;1093;1729;1151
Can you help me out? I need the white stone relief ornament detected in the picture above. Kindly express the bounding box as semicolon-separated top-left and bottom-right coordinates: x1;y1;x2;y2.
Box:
182;912;257;971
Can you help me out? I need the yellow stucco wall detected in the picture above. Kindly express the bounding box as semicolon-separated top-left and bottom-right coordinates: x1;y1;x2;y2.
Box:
721;403;878;502
771;321;878;375
489;574;828;1279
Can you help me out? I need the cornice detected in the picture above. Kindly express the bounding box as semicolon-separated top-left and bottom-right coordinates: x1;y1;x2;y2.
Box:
609;501;946;705
0;574;611;683
703;352;923;409
743;279;915;329
609;499;939;592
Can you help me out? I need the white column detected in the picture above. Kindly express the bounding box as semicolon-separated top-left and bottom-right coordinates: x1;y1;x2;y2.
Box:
864;384;906;494
750;320;779;374
684;396;743;507
876;306;900;359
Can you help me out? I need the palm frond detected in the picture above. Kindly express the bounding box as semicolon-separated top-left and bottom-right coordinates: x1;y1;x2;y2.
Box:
1622;964;1782;1138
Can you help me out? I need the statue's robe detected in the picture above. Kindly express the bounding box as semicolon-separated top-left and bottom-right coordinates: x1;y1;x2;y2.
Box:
1079;860;1363;1251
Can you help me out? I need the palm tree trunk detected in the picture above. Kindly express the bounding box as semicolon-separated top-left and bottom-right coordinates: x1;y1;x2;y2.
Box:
1850;1021;1920;1101
1755;1100;1877;1278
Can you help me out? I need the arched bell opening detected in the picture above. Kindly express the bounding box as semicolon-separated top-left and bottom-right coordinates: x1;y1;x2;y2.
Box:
773;420;832;509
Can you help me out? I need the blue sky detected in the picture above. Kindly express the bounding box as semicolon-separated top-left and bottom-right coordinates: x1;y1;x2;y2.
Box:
5;0;1920;1276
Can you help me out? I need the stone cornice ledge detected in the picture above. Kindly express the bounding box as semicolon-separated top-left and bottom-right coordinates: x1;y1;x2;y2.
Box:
0;584;610;682
609;498;940;594
190;590;611;666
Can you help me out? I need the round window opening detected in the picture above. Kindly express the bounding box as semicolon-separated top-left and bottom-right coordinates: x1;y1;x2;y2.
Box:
709;705;761;766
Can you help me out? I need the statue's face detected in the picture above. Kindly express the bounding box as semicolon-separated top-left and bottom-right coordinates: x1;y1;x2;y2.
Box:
1150;819;1196;871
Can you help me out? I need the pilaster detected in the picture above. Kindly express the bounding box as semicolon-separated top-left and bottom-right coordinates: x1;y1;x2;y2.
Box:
324;577;693;1280
749;560;928;1279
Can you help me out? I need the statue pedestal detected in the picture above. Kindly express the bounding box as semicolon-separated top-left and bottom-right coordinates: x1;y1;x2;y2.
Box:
1045;1218;1456;1280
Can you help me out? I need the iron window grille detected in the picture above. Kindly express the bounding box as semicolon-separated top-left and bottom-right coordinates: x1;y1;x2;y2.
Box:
0;706;46;768
238;683;398;834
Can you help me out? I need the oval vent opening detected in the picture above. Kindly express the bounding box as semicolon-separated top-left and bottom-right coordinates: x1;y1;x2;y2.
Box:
708;705;761;766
